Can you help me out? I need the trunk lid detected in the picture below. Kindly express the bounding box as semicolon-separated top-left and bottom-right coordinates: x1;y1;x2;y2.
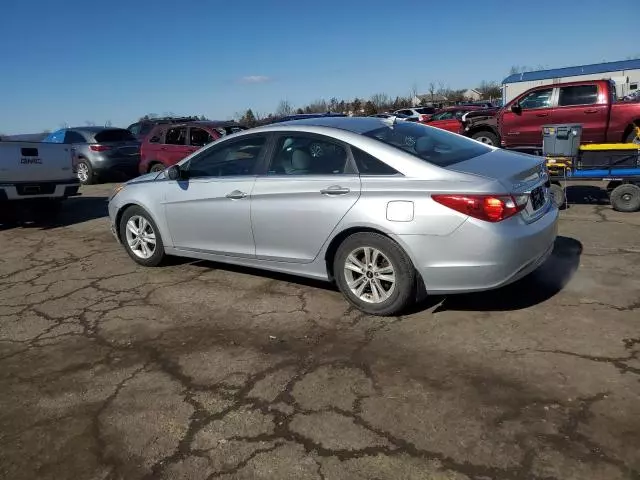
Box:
445;148;550;221
445;148;547;191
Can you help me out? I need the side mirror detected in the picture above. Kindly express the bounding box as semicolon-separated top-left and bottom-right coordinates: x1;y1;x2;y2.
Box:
510;103;522;114
165;165;184;181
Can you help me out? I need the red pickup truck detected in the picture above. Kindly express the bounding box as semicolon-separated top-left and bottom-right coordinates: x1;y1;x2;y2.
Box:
463;80;640;150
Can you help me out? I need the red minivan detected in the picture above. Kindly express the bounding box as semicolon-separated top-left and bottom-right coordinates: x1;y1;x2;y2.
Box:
139;121;247;174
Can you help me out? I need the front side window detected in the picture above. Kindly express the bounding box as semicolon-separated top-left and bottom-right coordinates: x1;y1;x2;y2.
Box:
518;88;553;110
189;127;214;147
558;85;598;106
431;111;455;121
364;121;491;168
165;127;187;145
268;135;349;175
187;135;266;178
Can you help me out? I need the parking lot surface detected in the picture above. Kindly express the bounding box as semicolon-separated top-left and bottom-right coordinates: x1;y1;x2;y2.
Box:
1;184;639;480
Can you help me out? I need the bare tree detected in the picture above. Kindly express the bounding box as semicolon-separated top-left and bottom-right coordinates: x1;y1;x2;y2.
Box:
428;82;436;103
370;93;391;110
84;120;96;126
275;100;293;117
409;83;419;103
105;120;112;127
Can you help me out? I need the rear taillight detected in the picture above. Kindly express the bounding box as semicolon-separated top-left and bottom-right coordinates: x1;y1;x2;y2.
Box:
418;114;428;122
89;144;112;152
432;194;528;222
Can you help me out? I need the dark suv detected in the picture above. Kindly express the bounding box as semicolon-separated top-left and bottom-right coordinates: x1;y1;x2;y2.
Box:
127;116;201;140
139;121;247;174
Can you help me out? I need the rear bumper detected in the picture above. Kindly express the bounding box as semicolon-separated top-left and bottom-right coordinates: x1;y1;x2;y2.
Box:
93;156;140;176
0;179;80;201
395;202;559;294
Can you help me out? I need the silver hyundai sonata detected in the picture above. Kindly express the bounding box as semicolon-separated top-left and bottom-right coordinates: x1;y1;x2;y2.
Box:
108;116;558;315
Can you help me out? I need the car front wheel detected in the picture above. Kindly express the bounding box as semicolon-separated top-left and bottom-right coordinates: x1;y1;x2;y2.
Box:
119;206;165;266
334;232;416;316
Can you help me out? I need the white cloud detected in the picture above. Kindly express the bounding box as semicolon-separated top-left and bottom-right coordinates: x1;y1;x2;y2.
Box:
239;75;271;84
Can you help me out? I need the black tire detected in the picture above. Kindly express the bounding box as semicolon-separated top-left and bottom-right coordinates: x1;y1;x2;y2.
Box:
333;232;416;316
624;128;639;144
549;183;566;209
118;206;165;266
609;184;640;212
471;130;499;146
149;163;165;173
77;160;95;185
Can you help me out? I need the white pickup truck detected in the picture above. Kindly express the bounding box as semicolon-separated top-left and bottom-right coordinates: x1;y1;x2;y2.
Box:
0;139;80;212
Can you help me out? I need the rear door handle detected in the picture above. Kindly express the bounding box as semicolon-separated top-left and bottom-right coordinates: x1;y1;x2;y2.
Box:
226;190;247;200
535;113;549;117
320;185;350;195
584;109;599;114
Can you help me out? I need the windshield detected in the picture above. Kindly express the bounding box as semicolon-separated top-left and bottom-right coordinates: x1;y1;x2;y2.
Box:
94;129;136;143
363;122;492;167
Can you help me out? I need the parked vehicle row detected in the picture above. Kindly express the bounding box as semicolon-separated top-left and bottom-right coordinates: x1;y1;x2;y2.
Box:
108;116;557;316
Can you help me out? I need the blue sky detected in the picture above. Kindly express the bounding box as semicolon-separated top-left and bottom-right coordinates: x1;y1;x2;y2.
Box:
1;0;638;134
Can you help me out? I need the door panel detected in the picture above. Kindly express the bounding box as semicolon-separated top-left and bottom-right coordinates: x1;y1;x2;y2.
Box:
251;175;361;262
554;84;607;143
429;119;463;134
501;87;555;148
164;177;256;257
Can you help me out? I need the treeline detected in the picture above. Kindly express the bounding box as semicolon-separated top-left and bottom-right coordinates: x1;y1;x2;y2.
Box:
237;81;502;127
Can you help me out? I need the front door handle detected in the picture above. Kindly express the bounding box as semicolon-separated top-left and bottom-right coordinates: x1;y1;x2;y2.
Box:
226;190;247;200
584;109;599;114
320;185;350;195
535;112;549;117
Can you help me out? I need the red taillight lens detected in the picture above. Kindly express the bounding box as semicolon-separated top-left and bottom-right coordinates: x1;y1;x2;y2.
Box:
432;194;527;222
419;114;427;122
89;144;111;152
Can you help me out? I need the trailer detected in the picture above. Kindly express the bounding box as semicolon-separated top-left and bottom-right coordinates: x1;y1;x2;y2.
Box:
546;133;640;212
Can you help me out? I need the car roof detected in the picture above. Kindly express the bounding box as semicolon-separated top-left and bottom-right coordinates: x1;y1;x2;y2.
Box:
67;126;129;133
259;116;389;134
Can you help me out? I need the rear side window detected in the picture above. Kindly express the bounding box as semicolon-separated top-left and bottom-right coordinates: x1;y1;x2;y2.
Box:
416;107;435;114
558;85;598;106
94;129;136;143
190;127;214;147
351;147;399;175
166;127;187;145
364;122;491;168
64;131;86;143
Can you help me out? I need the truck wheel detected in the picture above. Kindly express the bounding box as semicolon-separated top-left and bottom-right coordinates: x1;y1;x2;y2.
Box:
624;128;640;144
471;131;499;146
549;183;566;209
77;160;94;185
609;184;640;212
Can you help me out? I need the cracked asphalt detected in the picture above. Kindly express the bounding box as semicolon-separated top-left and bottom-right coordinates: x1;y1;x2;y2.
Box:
1;183;639;480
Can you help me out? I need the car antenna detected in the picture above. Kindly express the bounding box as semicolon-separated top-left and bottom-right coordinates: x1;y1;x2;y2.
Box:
381;115;398;127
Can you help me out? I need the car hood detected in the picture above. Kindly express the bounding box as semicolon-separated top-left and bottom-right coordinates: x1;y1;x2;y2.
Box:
127;171;162;184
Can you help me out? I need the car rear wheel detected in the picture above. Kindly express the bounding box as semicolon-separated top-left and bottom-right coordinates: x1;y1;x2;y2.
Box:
471;131;499;146
149;163;165;173
77;160;94;185
609;184;640;212
334;232;416;316
624;128;640;144
119;206;165;266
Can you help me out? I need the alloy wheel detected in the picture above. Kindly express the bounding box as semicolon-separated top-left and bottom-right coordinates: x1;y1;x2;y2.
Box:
125;215;157;259
77;163;89;183
343;246;396;304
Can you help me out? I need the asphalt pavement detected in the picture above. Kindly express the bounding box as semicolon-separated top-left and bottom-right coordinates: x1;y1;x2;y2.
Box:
1;183;639;480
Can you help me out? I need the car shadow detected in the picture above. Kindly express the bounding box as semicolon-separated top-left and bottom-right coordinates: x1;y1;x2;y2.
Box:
432;236;582;312
175;236;582;315
562;185;610;207
0;195;108;230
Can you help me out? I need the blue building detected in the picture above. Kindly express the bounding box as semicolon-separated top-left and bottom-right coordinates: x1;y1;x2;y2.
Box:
501;59;640;103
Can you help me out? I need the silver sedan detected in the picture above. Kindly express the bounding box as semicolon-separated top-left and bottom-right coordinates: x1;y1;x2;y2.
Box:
108;116;558;316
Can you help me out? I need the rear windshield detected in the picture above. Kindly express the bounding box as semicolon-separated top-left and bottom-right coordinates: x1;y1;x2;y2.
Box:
363;122;491;167
94;129;136;143
415;107;435;114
